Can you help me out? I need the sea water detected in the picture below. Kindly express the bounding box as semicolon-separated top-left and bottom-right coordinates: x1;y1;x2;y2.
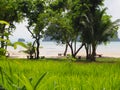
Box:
40;41;120;57
97;42;120;57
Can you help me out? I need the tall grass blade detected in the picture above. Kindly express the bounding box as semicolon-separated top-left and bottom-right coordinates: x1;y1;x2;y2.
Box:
0;67;4;84
0;67;5;90
3;71;14;87
15;74;33;90
34;72;47;90
8;62;12;77
21;77;32;90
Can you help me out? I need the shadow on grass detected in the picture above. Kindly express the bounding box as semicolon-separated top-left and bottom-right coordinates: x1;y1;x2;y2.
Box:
7;57;120;64
96;57;120;63
75;57;120;64
41;57;120;64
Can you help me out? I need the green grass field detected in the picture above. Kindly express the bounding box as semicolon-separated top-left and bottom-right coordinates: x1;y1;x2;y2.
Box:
0;57;120;90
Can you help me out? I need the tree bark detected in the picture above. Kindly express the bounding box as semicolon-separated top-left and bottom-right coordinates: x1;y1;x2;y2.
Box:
64;44;68;56
68;42;84;58
74;40;76;54
84;44;89;60
91;43;96;61
0;25;5;49
36;39;40;59
74;43;84;57
68;42;74;58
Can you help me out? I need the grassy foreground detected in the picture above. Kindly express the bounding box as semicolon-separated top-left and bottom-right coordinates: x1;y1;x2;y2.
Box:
0;58;120;90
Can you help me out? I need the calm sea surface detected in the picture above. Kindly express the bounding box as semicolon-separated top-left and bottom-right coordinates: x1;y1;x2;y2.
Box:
7;41;120;57
40;41;120;57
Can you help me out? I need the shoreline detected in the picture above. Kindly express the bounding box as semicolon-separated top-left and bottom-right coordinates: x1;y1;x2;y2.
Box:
6;41;120;59
7;48;120;59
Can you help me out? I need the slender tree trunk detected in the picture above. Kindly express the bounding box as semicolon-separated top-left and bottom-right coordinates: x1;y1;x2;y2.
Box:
68;42;74;58
0;25;5;49
74;40;76;54
5;35;9;55
36;39;40;59
68;42;84;58
91;43;96;61
0;25;6;56
32;41;36;59
84;44;89;60
89;45;92;55
64;44;68;56
1;35;4;48
74;43;84;57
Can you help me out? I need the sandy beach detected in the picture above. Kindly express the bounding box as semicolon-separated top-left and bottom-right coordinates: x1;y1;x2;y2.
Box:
6;41;120;58
7;46;120;58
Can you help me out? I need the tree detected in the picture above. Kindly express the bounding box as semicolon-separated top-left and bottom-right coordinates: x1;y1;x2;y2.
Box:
83;0;119;61
0;20;10;56
46;0;85;58
46;15;73;56
87;9;119;61
70;0;120;61
0;0;23;55
19;0;48;59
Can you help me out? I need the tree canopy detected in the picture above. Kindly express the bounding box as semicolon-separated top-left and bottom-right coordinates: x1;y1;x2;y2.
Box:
0;0;119;60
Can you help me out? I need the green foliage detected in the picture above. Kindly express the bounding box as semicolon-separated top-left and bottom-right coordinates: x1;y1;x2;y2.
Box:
15;74;33;90
0;48;6;57
71;0;120;61
0;20;10;26
0;20;10;56
13;42;28;49
34;72;47;90
0;61;47;90
66;54;76;61
46;16;73;44
13;42;36;59
0;58;120;89
0;0;26;57
19;0;49;59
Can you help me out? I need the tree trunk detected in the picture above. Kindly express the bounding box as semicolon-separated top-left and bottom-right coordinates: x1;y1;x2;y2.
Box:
74;43;84;57
0;25;6;56
36;40;40;59
68;42;84;58
68;42;74;58
91;43;96;61
84;44;89;60
32;41;36;59
64;44;68;56
71;47;75;58
74;41;76;54
0;25;5;49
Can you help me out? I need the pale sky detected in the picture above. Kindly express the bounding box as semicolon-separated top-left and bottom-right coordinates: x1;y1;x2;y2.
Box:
104;0;120;38
10;0;120;42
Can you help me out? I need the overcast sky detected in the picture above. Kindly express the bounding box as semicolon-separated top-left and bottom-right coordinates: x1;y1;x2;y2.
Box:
10;0;120;42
